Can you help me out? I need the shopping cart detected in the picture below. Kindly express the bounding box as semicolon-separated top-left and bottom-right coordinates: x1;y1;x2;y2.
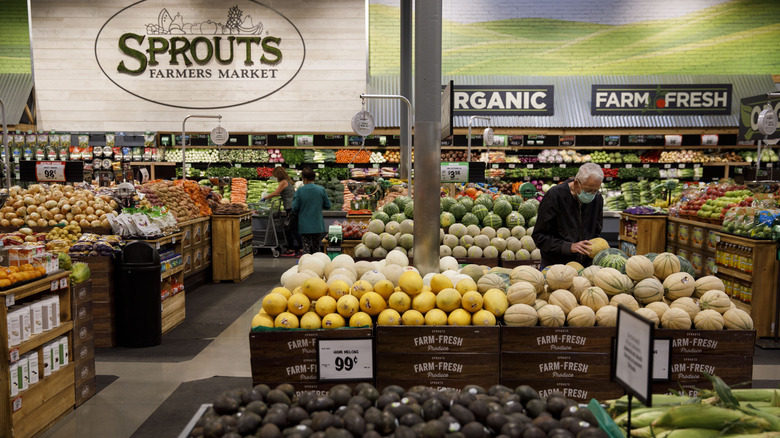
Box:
250;197;288;257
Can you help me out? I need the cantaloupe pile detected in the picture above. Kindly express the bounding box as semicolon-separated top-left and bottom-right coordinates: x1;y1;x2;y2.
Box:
504;253;753;330
251;252;510;329
251;251;753;331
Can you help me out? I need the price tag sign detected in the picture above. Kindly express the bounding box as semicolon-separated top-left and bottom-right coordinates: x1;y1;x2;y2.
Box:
347;164;354;169
10;348;20;363
559;164;566;168
643;164;650;168
508;164;515;168
604;164;611;169
12;397;21;413
492;164;500;169
653;339;672;381
35;161;66;182
606;177;613;181
694;163;701;168
60;278;68;289
318;164;325;169
678;163;686;168
51;280;58;291
373;163;380;169
625;164;633;168
524;176;531;181
440;162;469;183
317;338;374;382
172;236;176;245
553;177;560;181
527;164;534;169
289;165;296;169
614;305;654;406
235;163;242;168
638;177;645;181
6;294;14;307
664;164;672;169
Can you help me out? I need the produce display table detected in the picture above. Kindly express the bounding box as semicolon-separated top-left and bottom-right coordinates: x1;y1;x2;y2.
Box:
212;213;253;283
619;213;667;255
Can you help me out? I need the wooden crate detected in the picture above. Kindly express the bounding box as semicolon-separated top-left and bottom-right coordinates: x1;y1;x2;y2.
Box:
73;339;94;365
179;222;193;250
71;280;92;310
501;378;624;403
161;292;186;334
11;363;75;438
73;319;94;348
501;326;616;353
70;257;115;347
74;358;96;386
249;328;373;386
376;352;499;381
212;213;254;282
376;326;500;353
659;329;755;355
669;354;753;383
619;213;667;254
501;352;612;380
376;377;500;392
92;300;115;348
239;254;253;281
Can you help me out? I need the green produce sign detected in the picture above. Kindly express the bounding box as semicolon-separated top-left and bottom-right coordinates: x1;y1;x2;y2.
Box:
738;93;780;141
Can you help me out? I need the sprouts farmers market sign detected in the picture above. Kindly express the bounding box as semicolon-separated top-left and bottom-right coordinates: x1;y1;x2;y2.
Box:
591;84;732;116
94;1;305;109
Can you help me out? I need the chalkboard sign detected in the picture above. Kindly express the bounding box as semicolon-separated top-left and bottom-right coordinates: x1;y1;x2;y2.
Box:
251;135;268;146
268;135;295;147
604;135;620;147
526;135;559;147
622;135;665;147
385;135;402;147
508;135;524;146
559;135;575;147
440;137;453;147
315;135;346;147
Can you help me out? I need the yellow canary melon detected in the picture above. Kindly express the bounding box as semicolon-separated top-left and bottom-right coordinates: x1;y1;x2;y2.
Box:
322;313;346;329
595;305;618;327
359;291;387;316
351;280;373;299
336;295;360;318
661;307;692;329
412;291;437;314
436;288;463;312
398;271;424;296
566;261;584;272
262;292;288;316
328;280;351;299
448;309;472;326
287;293;311;316
424;308;448;326
349;311;373;327
300;311;322;329
461;291;484;313
471;309;496;326
504;303;538;327
274;312;299;328
588;237;610;258
456;278;478;295
430;274;454;293
694;309;724;330
314;296;337;317
566;306;596;327
251;312;275;328
483;288;509;317
271;287;292;299
401;309;425;326
373;279;396;300
388;291;412;313
301;277;328;300
377;309;401;325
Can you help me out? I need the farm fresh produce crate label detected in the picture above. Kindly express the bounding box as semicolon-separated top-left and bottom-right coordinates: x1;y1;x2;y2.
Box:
670;354;752;382
376;352;499;380
501;352;612;380
501;378;624;403
661;329;755;355
376;326;500;353
501;327;615;353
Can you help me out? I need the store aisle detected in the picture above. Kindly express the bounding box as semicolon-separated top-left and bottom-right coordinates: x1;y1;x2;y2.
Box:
39;255;298;438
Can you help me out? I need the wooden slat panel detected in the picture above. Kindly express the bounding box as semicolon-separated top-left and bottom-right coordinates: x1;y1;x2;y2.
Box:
161;292;186;334
376;353;499;381
670;354;753;383
501;378;625;403
501;326;616;353
376;326;500;353
11;363;75;437
501;352;612;380
658;329;755;355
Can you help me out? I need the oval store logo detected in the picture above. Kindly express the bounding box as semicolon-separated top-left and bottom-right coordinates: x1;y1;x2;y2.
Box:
94;1;305;109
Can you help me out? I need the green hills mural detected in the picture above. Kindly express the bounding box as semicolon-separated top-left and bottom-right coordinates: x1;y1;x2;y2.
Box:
369;0;780;76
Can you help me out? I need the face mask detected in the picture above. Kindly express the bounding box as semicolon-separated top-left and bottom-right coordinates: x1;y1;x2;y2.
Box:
578;191;595;204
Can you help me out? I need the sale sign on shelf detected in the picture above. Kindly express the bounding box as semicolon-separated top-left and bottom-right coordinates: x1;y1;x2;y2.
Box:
35;161;67;182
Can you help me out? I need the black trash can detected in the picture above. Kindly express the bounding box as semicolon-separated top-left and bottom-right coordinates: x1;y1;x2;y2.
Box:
115;241;162;348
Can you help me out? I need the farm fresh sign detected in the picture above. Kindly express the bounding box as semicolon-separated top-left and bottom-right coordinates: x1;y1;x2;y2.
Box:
95;1;305;109
591;84;732;116
453;85;554;116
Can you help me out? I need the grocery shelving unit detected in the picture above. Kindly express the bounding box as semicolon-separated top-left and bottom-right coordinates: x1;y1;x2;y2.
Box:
666;216;722;277
212;213;254;282
618;213;667;255
0;270;73;438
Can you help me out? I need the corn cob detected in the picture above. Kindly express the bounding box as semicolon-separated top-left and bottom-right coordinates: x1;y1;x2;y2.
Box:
739;406;780;432
652;405;770;430
719;432;780;438
702;389;780;404
615;407;668;428
655;428;721;438
608;394;691;415
630;426;670;437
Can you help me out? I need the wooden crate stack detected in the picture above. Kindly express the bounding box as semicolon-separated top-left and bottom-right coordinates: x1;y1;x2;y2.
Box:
180;217;212;279
71;279;96;407
71;256;116;348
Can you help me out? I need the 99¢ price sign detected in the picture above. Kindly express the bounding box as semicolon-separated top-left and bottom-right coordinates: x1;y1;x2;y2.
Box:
35;161;67;182
317;338;374;382
440;162;469;183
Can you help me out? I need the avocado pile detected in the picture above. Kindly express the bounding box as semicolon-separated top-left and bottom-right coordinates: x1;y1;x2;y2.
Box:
188;383;608;438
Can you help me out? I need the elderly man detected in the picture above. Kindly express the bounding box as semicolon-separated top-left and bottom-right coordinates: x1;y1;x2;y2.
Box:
532;162;604;268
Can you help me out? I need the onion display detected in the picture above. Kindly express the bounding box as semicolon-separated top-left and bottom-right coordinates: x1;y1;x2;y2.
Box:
0;184;118;229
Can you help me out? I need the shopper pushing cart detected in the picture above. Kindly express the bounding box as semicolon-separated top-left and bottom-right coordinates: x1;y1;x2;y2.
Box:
261;166;301;256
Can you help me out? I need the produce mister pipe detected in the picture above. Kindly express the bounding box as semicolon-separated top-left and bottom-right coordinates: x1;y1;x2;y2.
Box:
181;114;222;180
467;116;491;161
359;94;413;185
0;98;9;188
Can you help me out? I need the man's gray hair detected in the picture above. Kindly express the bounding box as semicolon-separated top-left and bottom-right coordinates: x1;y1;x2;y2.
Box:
577;162;603;182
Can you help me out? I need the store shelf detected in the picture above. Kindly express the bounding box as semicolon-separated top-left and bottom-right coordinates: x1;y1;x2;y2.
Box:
161;264;184;281
620;235;637;245
716;265;753;283
13;322;74;358
0;270;69;301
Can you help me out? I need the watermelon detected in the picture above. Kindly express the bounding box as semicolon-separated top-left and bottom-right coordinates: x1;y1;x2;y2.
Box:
518;201;537;222
394;196;412;208
372;211;390;224
458;196;474;212
449;202;467;221
509;195;524;211
593;248;629;273
404;203;414;219
505;211;524;228
475;194;494;210
440;197;457;212
460;212;480;227
391;213;407;223
472;204;489;222
440;212;457;228
677;256;696;277
382;202;399;217
493;200;512;218
526;198;540;208
646;252;658;261
527;216;537;227
482;212;503;229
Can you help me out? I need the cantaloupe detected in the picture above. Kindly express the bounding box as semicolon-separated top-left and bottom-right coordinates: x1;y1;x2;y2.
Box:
504;304;538;326
472;309;496;326
653;252;681;280
566;261;585;272
549;289;578;315
595;305;618;327
483;289;509;317
723;308;754;330
670;297;700;320
663;272;695;300
537;304;565;327
461;291;484;313
569;276;592;301
533;299;548;311
636;308;660;327
510;266;546;293
506;282;537;306
609;293;639;312
625;255;654;281
545;264;577;290
633;277;664;304
694;309;724;330
699;290;731;314
579;286;609;311
645;301;671;321
580;265;602;284
661;307;692;329
593;267;633;296
566;306;596;327
478;273;508;294
693;276;725;298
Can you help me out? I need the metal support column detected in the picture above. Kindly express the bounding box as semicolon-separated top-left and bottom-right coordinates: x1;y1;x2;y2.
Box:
399;0;412;182
412;0;442;276
0;99;9;188
181;115;221;180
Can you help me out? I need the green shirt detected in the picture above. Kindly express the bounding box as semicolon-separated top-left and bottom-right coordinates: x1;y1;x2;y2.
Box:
292;183;331;234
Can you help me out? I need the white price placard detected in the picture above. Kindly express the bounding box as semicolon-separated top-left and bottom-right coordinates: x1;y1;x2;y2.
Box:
527;164;534;169
441;162;469;183
347;164;354;169
35;161;66;182
625;164;632;168
318;164;325;169
5;294;14;307
60;278;68;289
604;164;611;169
559;163;566;168
653;339;671;380
643;164;650;168
693;164;701;168
678;163;686;168
664;164;672;169
615;305;654;406
10;348;20;363
373;163;380;169
12;397;21;412
492;164;500;169
317;338;374;381
51;280;58;291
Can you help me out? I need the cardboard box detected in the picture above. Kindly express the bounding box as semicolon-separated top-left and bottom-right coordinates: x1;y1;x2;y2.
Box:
193;221;203;244
678;224;690;245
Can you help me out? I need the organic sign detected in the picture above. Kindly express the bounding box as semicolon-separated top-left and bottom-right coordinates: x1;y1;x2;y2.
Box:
453;85;554;116
94;1;305;109
591;84;732;116
739;93;780;141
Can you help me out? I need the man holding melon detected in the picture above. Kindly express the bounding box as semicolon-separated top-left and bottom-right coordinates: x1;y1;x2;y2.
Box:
532;162;604;268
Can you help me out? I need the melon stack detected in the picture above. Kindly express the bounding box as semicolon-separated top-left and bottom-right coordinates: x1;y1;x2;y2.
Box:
251;252;511;330
502;251;753;331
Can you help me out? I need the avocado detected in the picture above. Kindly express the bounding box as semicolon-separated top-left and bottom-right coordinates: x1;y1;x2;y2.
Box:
244;388;264;405
267;389;293;406
263;409;289;428
422;398;445;421
306;396;336;414
378;411;397;435
521;425;546;438
524;399;546;419
311;412;343;432
450;403;476;425
421;419;449;438
284;425;314;438
237;411;263;435
288;406;311;424
324;426;352;438
376;392;400;410
503;400;525;415
329;387;352;407
276;384;296;400
514;386;540;405
500;393;522;405
577;427;608;438
548;428;575;438
466;400;490;423
246;401;268;417
213;394;240;415
439;414;459;432
353;382;376;394
385;401;414;418
402;393;422;405
461;421;488;438
343;410;366;437
560;417;590;435
310;432;325;438
532;415;561;433
395;425;417;438
254;384;272;398
348;395;371;411
363;407;383;427
412;422;426;437
298;392;318;410
455;392;477;407
202;417;226;438
362;430;382;438
271;403;291;412
462;385;486;395
500;421;526;438
507;413;532;425
400;412;425;427
222;432;242;438
573;408;598;427
545;396;568;419
488;385;513;397
446;433;466;438
486;412;509;433
358;386;381;404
